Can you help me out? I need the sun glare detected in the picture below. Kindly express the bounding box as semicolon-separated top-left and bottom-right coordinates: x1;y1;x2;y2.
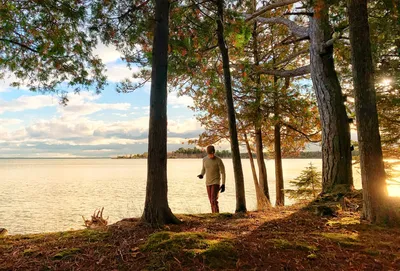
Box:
387;183;400;197
380;78;392;87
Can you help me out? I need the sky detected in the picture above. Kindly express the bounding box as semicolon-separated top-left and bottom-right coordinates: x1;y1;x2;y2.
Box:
0;43;205;158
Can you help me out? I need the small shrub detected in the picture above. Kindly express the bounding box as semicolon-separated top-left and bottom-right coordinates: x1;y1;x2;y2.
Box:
285;163;322;201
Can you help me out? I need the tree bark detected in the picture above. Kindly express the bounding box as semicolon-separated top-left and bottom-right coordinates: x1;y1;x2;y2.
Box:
274;77;284;206
309;1;353;193
348;0;390;223
274;123;284;205
255;127;269;200
251;13;270;202
142;0;179;226
216;0;247;212
244;134;271;210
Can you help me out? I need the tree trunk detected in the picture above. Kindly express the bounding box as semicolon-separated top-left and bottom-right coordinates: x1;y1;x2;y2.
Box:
216;0;246;212
244;134;271;210
348;0;391;223
274;124;284;205
274;76;285;206
308;1;353;193
251;16;270;202
142;0;179;226
255;127;269;200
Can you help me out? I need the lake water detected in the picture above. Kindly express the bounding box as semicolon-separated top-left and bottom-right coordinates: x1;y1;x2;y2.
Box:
0;158;397;235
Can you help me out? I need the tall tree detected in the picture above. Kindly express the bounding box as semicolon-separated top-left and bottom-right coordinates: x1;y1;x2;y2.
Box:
90;0;179;225
142;0;179;225
215;0;246;212
347;0;391;223
273;76;285;206
308;0;353;193
251;16;270;202
247;0;354;194
244;133;271;210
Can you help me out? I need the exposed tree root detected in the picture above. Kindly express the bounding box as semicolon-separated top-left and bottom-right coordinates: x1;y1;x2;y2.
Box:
82;208;108;229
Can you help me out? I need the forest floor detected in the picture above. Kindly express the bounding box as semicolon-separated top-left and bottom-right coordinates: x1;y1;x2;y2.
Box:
1;200;400;271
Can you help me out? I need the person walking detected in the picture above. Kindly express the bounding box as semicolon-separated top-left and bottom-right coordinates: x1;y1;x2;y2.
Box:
197;145;226;213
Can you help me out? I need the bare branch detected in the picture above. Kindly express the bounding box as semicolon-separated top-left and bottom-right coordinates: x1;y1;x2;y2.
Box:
258;65;310;77
283;12;313;16
245;0;302;22
254;17;309;37
274;48;309;67
0;38;39;53
281;35;309;45
282;122;321;143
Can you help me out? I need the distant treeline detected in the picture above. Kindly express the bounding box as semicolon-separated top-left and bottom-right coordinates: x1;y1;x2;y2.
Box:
113;147;344;159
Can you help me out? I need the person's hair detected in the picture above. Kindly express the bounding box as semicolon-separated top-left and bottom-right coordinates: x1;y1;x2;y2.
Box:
206;145;215;154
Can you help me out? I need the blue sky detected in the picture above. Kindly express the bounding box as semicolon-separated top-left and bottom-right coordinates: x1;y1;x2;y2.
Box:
0;43;204;157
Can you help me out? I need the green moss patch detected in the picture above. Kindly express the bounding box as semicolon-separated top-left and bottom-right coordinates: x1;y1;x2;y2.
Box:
269;238;318;252
53;248;81;260
320;233;362;247
364;249;380;256
201;240;237;269
23;249;37;256
327;217;360;227
141;231;209;252
142;231;237;269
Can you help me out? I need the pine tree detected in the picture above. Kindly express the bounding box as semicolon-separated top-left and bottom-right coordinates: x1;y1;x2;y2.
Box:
286;163;322;201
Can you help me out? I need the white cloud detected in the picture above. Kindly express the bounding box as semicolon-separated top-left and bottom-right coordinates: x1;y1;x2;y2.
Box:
93;42;122;64
112;113;128;117
106;63;141;83
0;74;30;92
168;118;202;134
57;92;130;119
169;91;193;108
0;95;57;114
0;118;23;126
25;118;98;139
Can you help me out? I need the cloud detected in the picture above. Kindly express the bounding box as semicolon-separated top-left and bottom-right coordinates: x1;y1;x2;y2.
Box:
25;118;98;139
0;75;30;92
57;92;130;119
0;118;23;126
93;42;122;64
105;63;141;83
169;91;193;108
0;95;57;114
93;117;149;140
168;118;202;136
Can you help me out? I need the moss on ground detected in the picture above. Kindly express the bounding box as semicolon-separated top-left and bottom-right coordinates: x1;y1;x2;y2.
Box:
53;248;81;260
201;240;237;269
326;217;360;227
23;248;38;256
320;233;361;247
142;231;237;269
141;231;209;252
269;238;318;252
364;249;380;256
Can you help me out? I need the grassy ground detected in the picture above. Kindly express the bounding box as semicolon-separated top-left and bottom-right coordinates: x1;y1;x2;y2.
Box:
1;203;400;271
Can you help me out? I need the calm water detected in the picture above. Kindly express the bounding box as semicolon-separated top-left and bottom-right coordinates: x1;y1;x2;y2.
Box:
0;158;388;235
